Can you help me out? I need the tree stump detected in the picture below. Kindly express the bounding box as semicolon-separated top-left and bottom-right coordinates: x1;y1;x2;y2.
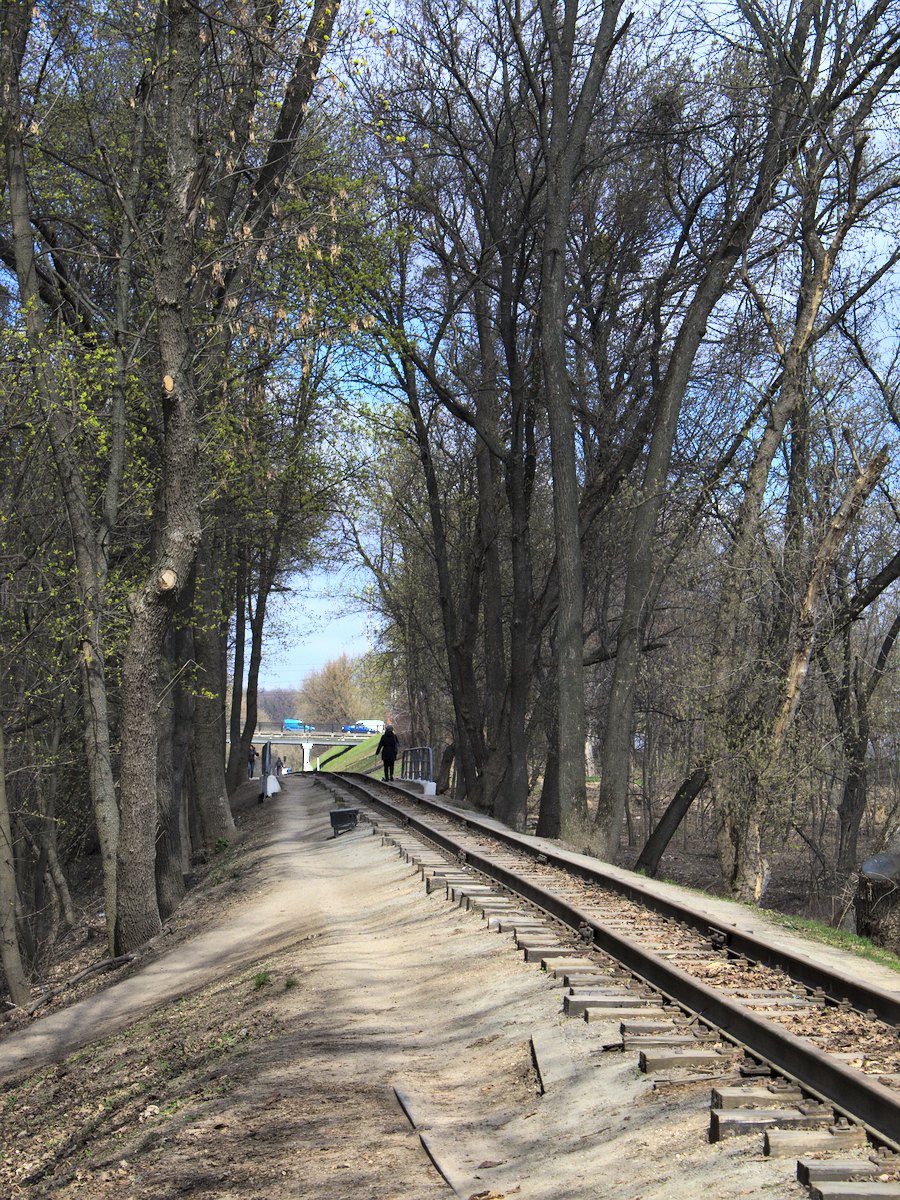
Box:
855;852;900;953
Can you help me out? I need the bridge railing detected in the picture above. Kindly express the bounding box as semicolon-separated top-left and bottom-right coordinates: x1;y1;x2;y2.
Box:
401;746;434;782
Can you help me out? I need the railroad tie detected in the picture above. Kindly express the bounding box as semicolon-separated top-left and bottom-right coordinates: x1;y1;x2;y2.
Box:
710;1083;836;1141
541;958;606;980
639;1046;742;1072
326;780;900;1178
798;1158;895;1185
564;989;657;1017
765;1123;869;1158
806;1183;900;1199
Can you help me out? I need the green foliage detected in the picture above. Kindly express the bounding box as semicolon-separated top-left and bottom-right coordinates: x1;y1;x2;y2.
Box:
764;913;900;974
251;970;272;990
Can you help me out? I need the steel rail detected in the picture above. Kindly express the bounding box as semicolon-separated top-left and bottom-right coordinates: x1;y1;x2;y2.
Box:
337;772;900;1027
327;771;900;1151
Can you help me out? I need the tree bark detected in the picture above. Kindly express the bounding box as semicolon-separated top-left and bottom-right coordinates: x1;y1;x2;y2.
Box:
535;0;628;839
226;567;247;793
155;633;185;920
172;626;195;877
537;710;561;838
192;540;237;847
634;768;708;877
829;612;900;886
0;724;29;1006
40;717;76;929
237;584;266;792
501;294;537;833
541;190;588;840
436;743;455;796
116;0;203;952
226;568;248;792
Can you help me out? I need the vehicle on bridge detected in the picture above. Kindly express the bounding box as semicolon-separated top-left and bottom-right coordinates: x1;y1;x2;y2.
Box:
341;719;385;734
282;719;315;732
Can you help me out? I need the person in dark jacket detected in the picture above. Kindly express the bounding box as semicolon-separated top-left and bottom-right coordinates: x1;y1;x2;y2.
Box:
247;745;258;779
375;725;399;781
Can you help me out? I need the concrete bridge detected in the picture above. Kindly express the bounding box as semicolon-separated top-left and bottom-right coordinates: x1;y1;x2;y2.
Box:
225;729;369;772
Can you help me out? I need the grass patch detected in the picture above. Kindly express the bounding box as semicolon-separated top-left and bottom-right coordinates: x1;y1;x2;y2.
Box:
206;842;247;887
319;732;382;776
763;911;900;973
251;970;272;990
628;865;900;973
284;976;297;991
317;742;355;769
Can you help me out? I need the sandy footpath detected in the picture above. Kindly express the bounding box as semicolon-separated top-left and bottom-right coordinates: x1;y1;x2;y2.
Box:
1;779;805;1198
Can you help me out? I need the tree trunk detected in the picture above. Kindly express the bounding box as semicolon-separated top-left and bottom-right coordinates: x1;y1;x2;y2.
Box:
237;589;266;794
538;0;626;843
0;724;29;1006
225;569;247;793
172;627;195;876
473;288;515;822
502;485;533;831
40;718;76;929
185;757;205;863
706;354;808;897
836;743;867;884
80;648;119;953
537;713;561;839
116;0;203;952
403;360;485;802
770;446;889;752
192;627;237;845
436;743;455;795
192;541;237;847
634;768;708;877
499;250;538;833
155;633;185;920
713;445;887;901
541;186;587;842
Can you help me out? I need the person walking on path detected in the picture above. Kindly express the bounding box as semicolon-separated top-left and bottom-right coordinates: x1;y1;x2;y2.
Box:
375;725;399;781
248;745;258;779
274;755;283;778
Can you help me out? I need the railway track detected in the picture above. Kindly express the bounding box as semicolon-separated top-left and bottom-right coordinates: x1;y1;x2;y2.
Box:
319;770;900;1200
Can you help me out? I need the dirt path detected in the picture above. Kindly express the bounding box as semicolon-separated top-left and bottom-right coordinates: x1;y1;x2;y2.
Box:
0;781;330;1085
1;779;806;1199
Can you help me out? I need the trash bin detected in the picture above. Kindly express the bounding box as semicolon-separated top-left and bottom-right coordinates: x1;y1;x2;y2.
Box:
329;808;359;837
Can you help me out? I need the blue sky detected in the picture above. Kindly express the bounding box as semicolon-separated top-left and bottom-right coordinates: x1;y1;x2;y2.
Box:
257;566;373;688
